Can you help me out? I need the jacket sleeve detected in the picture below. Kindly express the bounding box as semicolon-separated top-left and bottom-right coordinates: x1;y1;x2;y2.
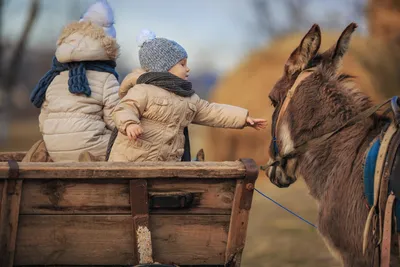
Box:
192;94;249;129
102;74;120;130
112;85;148;135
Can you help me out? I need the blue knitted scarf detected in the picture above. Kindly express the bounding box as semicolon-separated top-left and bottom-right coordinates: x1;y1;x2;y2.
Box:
30;56;119;108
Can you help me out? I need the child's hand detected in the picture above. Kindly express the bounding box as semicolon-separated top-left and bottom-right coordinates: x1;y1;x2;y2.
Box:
126;124;143;140
246;116;267;130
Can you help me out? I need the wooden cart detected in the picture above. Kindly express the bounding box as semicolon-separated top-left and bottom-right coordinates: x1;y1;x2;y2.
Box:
0;152;258;267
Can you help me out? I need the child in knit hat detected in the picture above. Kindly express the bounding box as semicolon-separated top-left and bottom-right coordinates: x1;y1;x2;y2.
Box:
108;30;267;162
29;0;120;162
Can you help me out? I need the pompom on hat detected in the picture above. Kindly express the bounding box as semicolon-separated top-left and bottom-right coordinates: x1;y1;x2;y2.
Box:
80;0;116;38
137;29;188;72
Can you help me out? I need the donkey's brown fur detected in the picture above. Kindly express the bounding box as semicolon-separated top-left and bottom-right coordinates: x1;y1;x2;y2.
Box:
266;23;398;266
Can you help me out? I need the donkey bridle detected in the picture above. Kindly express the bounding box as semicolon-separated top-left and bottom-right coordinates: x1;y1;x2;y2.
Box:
264;68;315;185
263;68;393;185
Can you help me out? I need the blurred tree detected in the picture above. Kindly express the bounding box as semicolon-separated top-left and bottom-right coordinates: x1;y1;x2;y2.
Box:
247;0;367;45
367;0;400;41
356;0;400;97
0;0;40;144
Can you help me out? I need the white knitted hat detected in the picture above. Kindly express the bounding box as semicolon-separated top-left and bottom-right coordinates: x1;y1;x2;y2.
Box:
79;0;116;38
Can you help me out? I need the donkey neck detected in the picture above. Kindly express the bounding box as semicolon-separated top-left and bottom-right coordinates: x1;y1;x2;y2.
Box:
297;116;385;200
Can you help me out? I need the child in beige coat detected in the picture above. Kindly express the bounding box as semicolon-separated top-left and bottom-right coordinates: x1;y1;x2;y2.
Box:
108;30;267;162
29;0;120;162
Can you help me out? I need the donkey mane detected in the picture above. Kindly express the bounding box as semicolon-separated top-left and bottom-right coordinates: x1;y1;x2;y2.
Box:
319;70;372;123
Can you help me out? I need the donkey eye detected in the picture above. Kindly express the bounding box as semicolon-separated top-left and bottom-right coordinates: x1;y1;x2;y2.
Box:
269;96;278;107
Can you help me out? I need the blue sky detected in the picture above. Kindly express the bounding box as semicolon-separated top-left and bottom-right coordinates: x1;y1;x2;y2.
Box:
3;0;367;74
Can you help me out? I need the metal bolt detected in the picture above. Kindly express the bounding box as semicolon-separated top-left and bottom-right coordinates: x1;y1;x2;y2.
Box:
246;183;254;191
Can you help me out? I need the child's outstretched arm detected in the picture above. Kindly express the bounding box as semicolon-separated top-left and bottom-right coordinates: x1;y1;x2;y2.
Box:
112;86;148;138
192;95;267;130
103;74;120;130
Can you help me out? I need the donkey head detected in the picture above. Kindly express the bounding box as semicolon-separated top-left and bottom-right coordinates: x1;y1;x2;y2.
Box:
266;23;361;188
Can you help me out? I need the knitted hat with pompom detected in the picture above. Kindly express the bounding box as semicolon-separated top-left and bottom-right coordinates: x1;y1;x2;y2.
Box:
137;29;187;72
79;0;116;38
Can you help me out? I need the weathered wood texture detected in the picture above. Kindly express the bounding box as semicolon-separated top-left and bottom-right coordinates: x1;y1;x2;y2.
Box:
0;161;246;179
224;158;258;267
225;180;252;267
0;180;23;267
14;214;230;265
19;179;235;215
0;152;25;162
130;180;152;265
0;155;258;266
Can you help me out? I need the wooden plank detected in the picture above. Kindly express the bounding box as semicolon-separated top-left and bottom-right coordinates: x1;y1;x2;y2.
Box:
19;179;235;215
0;180;23;267
224;180;252;267
151;215;229;265
0;152;26;163
14;215;134;265
0;181;4;213
148;179;235;215
20;180;130;215
0;180;7;265
0;161;247;179
14;214;229;265
130;180;153;265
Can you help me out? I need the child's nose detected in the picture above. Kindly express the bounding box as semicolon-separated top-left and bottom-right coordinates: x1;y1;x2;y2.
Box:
187;67;190;73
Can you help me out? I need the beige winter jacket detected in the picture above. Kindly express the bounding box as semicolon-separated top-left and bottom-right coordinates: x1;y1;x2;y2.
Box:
39;21;120;162
108;69;249;162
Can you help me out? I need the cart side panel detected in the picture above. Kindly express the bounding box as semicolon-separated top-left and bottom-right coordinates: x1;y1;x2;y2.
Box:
14;214;230;265
0;159;257;266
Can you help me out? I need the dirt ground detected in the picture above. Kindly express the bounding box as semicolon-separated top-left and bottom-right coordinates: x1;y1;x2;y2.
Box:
1;120;341;267
241;179;340;267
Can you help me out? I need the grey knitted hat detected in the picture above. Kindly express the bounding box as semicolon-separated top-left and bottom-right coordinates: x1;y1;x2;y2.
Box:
137;29;188;72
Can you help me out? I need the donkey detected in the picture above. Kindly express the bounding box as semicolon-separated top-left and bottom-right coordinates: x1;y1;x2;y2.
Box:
265;23;399;267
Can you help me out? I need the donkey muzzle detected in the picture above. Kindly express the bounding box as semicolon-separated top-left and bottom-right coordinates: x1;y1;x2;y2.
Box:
265;158;296;188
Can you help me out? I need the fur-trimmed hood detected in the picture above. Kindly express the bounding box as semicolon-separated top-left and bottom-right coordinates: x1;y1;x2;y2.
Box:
119;68;147;98
55;21;119;63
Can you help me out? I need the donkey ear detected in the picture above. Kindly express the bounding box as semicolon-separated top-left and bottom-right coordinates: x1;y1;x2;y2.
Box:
285;24;321;75
321;23;357;71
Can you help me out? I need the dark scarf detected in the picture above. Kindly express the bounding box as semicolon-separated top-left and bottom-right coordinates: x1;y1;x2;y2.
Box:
136;72;195;97
105;72;194;162
30;56;119;108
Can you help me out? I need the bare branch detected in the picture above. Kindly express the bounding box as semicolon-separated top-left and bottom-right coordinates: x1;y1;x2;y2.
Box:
0;0;4;77
249;0;312;40
286;0;307;32
250;0;278;39
247;0;368;43
4;0;40;90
